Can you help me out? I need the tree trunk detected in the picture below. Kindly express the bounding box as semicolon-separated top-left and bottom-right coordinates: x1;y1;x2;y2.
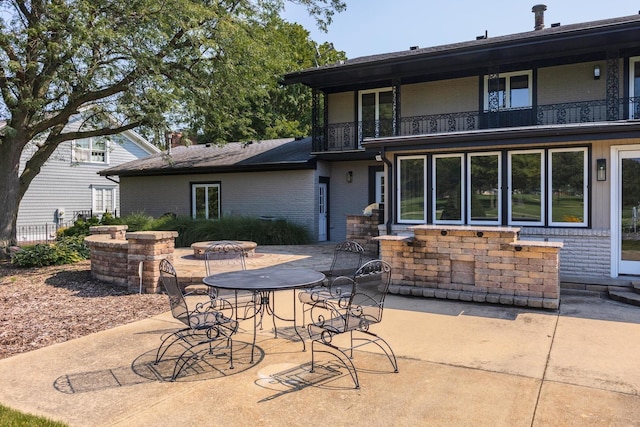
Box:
0;136;27;248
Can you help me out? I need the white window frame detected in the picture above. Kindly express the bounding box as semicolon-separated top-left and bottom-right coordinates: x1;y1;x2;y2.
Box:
484;70;533;111
467;151;502;225
397;155;426;224
548;147;588;227
191;183;221;220
433;153;465;225
629;56;640;119
72;137;109;164
375;170;385;205
359;87;394;139
92;186;116;214
508;149;545;226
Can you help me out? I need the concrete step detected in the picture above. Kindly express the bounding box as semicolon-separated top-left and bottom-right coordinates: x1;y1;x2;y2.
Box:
608;289;640;307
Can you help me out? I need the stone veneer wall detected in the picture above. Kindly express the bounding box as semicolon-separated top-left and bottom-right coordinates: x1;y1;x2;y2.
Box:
376;225;563;309
85;226;178;293
346;209;382;257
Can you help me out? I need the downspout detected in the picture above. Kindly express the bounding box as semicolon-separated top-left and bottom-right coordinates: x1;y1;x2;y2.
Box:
380;146;394;235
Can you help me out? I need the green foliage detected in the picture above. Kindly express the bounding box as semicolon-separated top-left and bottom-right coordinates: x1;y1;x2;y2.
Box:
12;239;87;268
153;215;311;247
0;0;345;246
0;403;67;427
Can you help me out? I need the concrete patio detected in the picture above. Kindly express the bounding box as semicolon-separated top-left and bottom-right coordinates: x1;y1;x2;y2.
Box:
1;244;640;426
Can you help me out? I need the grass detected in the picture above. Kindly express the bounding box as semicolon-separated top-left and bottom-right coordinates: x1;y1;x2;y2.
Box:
0;404;66;427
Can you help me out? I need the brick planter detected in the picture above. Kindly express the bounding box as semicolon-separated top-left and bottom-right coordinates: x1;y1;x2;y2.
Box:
85;227;178;293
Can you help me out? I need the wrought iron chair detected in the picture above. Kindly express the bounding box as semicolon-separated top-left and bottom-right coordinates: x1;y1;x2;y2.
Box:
204;241;256;320
307;259;398;389
298;240;365;324
155;259;238;381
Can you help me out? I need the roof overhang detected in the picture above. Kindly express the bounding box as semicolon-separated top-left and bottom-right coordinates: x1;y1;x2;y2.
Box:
284;17;640;91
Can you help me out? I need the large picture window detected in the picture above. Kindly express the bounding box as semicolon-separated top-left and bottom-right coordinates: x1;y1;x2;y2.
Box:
192;183;220;220
396;146;588;227
398;156;425;222
508;150;544;225
549;148;587;226
433;154;464;224
468;152;501;224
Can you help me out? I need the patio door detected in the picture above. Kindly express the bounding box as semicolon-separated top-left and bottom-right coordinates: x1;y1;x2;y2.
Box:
318;182;328;241
614;149;640;275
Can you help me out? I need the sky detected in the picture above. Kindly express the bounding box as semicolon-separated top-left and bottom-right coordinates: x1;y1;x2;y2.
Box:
283;1;640;59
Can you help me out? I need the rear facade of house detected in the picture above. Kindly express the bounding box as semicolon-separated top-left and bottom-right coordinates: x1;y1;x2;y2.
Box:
284;6;640;281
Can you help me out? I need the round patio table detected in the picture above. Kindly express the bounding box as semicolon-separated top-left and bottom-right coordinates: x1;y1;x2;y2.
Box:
203;266;325;362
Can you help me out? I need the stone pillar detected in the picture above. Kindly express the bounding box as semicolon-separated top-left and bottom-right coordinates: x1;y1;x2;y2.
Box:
89;225;128;240
126;231;178;293
346;209;382;257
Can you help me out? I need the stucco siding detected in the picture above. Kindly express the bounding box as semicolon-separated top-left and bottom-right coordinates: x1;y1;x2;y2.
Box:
402;77;478;117
537;61;607;104
328;92;354;124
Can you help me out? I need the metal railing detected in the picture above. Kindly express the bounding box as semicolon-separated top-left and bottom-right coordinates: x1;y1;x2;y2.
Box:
314;97;640;152
16;209;118;245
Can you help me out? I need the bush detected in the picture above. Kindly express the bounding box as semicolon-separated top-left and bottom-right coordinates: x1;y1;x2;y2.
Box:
12;236;90;268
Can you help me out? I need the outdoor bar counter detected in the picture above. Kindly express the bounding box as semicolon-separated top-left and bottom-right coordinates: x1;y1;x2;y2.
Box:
376;225;563;309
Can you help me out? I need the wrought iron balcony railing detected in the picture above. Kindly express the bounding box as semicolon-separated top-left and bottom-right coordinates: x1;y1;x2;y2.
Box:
312;97;640;152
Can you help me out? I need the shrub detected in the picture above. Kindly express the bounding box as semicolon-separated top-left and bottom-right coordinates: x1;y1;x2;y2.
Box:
12;236;90;268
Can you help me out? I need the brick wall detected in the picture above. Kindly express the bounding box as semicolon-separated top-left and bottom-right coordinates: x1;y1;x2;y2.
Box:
376;225;563;309
85;227;178;293
346;209;382;257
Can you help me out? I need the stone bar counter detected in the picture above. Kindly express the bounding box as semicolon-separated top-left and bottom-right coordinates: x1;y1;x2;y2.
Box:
376;225;563;309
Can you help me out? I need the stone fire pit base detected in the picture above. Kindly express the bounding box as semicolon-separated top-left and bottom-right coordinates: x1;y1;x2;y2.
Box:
191;240;257;259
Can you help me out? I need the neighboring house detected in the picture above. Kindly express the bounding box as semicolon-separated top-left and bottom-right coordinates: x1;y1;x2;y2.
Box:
99;137;378;242
9;114;160;241
281;6;640;281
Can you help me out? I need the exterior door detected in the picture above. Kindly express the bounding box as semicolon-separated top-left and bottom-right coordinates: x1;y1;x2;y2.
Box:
616;150;640;275
318;183;328;241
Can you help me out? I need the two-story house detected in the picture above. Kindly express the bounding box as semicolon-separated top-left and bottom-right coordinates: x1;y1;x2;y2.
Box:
283;6;640;281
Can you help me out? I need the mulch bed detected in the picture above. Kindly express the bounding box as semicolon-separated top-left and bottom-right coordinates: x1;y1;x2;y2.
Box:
0;260;168;360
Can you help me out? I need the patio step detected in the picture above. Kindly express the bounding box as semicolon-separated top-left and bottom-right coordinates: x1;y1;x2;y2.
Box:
608;287;640;307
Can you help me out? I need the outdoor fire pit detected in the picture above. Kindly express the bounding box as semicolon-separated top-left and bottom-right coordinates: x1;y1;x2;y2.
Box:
190;240;257;259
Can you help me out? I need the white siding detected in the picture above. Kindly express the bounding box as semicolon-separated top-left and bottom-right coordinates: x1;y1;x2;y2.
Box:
16;132;157;231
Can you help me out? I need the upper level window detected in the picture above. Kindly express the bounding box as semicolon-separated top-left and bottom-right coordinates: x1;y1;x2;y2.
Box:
359;88;394;139
484;71;532;111
629;57;640;119
73;137;108;163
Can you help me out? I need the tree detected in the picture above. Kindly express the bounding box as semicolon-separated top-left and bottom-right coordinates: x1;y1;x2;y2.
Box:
0;0;346;248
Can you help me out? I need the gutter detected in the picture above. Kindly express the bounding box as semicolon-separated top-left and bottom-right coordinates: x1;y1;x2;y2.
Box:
380;146;394;236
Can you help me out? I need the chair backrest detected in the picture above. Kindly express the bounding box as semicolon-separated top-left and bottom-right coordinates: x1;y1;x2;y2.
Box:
159;259;190;327
348;259;392;325
204;241;247;276
329;240;365;279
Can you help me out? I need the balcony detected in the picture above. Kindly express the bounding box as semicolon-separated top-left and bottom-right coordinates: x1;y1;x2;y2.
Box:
312;97;640;152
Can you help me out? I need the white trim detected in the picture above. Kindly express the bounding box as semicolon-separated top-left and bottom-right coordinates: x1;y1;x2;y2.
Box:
508;149;545;226
397;155;426;223
191;183;221;220
467;151;502;225
629;56;640;119
433;153;465;225
548;147;588;227
375;170;385;205
91;185;116;214
358;87;393;139
72;137;109;164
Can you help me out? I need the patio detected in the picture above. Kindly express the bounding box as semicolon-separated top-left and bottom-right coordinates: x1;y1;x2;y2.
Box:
1;245;640;425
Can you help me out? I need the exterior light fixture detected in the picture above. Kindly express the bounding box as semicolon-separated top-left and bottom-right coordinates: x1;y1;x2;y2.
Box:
596;158;606;181
594;65;601;80
346;171;353;183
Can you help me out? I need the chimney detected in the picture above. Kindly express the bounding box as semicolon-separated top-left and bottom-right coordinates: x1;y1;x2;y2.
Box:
532;4;547;30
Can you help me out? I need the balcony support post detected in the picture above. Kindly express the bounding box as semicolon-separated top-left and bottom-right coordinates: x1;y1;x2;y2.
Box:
606;50;620;121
